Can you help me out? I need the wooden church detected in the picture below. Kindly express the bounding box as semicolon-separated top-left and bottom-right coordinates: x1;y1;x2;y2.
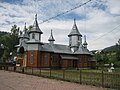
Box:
16;14;96;69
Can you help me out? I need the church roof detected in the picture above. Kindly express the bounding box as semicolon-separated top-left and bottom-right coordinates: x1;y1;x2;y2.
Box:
29;14;43;34
74;44;93;55
68;19;82;37
41;43;92;55
48;30;55;41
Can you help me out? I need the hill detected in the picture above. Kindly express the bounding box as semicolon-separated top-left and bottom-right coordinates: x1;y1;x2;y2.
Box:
102;45;117;52
0;31;8;37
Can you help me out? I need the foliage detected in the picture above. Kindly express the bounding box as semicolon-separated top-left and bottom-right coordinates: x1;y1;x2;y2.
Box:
0;25;19;62
95;39;120;67
116;39;120;61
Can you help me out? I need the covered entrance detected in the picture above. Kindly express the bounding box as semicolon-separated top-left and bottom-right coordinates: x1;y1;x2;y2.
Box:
60;55;78;68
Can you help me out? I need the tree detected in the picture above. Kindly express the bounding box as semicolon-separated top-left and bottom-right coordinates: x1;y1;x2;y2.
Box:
11;25;19;36
95;52;102;65
116;39;120;61
0;25;19;62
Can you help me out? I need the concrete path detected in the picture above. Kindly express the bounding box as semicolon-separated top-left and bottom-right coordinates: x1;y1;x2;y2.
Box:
0;70;106;90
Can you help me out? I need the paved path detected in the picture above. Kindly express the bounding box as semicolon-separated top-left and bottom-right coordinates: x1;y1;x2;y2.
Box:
0;70;106;90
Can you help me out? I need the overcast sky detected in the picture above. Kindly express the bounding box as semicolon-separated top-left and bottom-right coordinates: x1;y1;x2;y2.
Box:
0;0;120;50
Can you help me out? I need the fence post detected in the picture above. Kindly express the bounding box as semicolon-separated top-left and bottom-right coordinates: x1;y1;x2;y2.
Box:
14;66;16;72
102;71;104;88
22;67;24;73
0;65;1;70
32;67;33;74
50;68;51;78
39;68;41;76
26;67;27;73
63;69;65;80
6;66;8;70
79;70;82;84
4;66;5;70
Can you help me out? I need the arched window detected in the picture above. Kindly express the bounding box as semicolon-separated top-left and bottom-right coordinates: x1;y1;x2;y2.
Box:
32;33;35;39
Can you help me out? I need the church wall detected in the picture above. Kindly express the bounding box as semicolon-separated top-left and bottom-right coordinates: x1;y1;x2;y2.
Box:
61;60;68;68
77;54;95;68
26;50;39;67
60;59;74;68
25;50;96;69
51;54;60;68
40;52;51;68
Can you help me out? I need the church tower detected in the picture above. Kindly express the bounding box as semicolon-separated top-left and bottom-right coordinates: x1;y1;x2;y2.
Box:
18;23;29;52
28;14;43;41
22;23;29;51
48;29;55;44
26;14;43;67
68;19;82;52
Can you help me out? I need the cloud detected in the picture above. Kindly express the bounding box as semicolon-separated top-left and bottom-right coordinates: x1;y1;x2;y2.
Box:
0;0;120;50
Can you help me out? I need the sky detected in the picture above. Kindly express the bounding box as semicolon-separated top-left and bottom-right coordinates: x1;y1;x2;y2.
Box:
0;0;120;50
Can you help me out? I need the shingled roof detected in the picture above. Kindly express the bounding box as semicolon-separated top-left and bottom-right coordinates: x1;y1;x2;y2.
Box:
41;43;92;55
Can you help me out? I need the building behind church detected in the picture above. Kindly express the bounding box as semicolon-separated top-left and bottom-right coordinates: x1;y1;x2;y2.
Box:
16;14;96;69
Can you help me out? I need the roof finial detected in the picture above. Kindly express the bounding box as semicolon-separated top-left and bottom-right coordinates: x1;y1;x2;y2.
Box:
25;22;26;28
74;18;76;24
33;14;39;27
84;35;86;42
48;29;55;42
51;29;52;34
35;14;37;20
24;22;27;32
83;35;88;48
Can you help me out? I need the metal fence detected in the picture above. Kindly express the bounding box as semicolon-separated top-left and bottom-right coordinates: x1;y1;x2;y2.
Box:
0;65;120;90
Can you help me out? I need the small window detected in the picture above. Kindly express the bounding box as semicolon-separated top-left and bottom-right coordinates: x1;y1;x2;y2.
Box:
30;51;34;64
32;33;35;39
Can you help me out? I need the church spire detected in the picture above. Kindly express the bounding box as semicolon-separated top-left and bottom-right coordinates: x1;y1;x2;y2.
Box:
48;29;55;44
29;14;43;34
74;18;76;25
83;35;88;48
23;23;27;32
68;18;82;37
33;14;38;27
23;23;29;39
68;19;82;52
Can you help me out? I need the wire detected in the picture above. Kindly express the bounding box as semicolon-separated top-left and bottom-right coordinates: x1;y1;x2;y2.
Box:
90;23;120;44
39;0;92;24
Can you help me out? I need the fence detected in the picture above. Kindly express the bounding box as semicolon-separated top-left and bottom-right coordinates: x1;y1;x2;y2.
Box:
0;65;120;90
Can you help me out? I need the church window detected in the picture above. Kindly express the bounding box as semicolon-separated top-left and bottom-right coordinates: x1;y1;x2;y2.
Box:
30;51;34;64
32;33;35;39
